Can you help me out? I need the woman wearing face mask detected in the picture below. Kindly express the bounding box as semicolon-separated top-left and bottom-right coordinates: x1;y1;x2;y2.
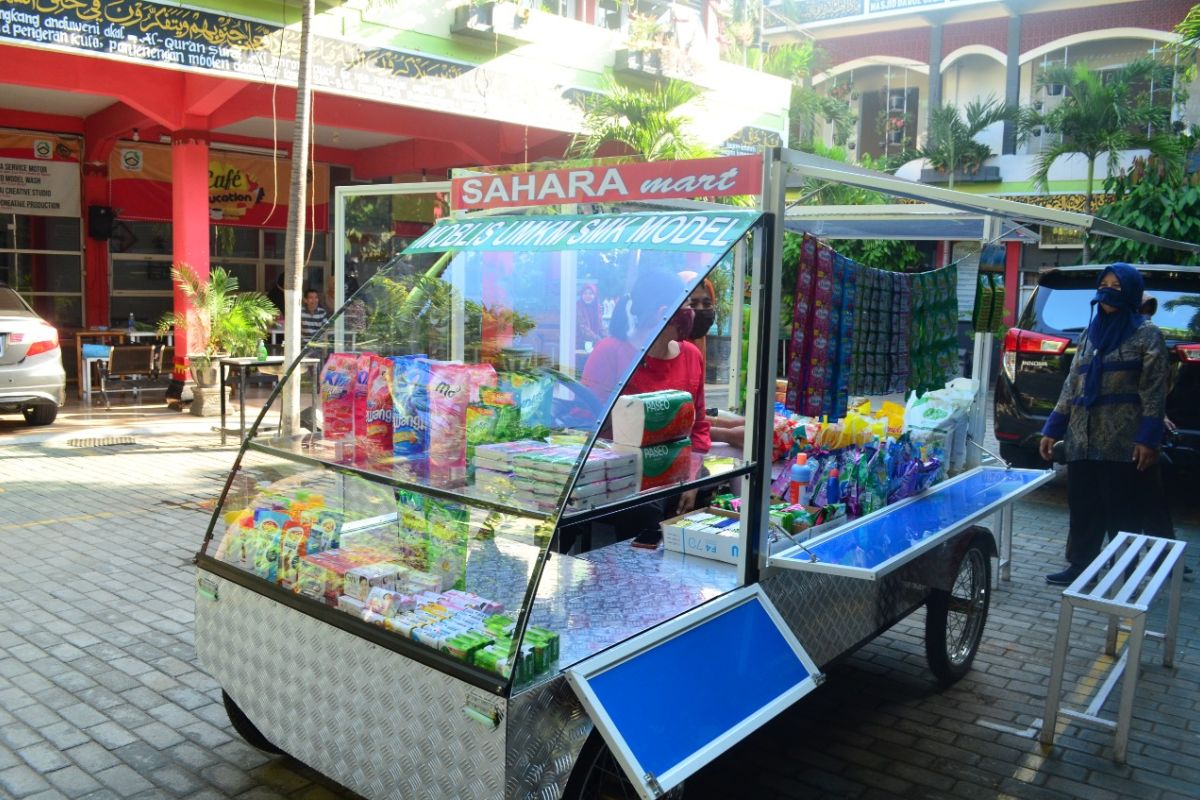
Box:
1038;263;1169;585
582;267;711;451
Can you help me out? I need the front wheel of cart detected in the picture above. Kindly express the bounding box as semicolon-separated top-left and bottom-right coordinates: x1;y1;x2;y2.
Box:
924;541;991;687
562;731;685;800
222;690;284;755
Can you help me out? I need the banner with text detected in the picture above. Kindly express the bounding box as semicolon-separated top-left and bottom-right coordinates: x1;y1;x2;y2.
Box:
0;131;81;217
404;211;761;254
451;156;763;212
108;144;329;229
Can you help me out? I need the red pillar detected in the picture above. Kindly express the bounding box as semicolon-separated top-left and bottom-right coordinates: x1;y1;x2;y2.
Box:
1003;241;1021;328
82;163;110;328
168;132;210;396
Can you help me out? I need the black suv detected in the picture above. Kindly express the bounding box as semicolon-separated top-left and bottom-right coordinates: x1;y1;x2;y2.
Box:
994;265;1200;469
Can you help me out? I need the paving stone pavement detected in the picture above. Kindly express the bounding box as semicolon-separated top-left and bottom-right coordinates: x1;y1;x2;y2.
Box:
0;420;1196;800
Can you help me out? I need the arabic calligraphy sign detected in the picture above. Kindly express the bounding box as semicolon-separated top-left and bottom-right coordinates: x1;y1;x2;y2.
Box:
0;0;472;108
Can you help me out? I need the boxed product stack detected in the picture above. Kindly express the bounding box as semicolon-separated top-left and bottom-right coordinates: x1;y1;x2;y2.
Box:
565;446;640;511
511;445;608;513
472;440;555;502
610;390;694;490
661;508;742;564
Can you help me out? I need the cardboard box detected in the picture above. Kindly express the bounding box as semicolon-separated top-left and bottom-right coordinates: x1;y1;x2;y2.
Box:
661;507;743;565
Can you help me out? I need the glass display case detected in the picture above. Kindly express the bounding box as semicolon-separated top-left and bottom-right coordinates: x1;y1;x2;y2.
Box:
197;208;767;694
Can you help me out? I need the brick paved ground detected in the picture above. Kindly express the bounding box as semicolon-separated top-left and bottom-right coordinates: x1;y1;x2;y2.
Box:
0;409;1195;800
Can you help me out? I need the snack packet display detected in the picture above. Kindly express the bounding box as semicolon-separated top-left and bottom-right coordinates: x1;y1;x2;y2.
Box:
425;498;469;591
319;353;357;447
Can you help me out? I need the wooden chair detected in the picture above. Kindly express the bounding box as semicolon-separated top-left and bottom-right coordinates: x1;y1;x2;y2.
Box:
97;345;156;408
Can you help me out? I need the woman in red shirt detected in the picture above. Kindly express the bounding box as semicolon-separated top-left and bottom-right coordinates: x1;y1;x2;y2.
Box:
581;266;711;451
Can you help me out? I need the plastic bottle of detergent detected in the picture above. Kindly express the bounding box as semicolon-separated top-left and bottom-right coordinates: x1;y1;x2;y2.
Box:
789;454;813;506
827;467;842;505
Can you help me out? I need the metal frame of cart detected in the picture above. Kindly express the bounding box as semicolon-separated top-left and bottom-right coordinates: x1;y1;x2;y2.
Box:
192;148;1199;800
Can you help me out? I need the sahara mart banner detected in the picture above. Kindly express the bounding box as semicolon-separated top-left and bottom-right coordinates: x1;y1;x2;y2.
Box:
108;143;329;229
405;211;761;254
451;156;764;212
0;131;80;218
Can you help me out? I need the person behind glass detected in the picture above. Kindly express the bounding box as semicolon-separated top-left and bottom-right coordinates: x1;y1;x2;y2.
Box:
576;281;604;351
680;277;747;450
1038;263;1169;585
300;288;329;344
574;267;710;549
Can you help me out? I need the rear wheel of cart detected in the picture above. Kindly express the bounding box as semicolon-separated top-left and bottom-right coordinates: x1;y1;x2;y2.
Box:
924;540;990;686
562;731;684;799
222;690;284;755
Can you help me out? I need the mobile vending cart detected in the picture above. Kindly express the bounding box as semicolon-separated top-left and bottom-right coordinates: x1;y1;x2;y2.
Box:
193;150;1181;800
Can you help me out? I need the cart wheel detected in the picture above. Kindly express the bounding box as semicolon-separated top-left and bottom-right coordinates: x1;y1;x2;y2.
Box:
222;690;284;755
924;541;990;687
562;731;685;799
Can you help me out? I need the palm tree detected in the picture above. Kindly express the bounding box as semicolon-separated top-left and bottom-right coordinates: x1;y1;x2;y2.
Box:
919;96;1011;189
762;41;855;150
280;0;315;436
566;79;710;161
1018;57;1181;262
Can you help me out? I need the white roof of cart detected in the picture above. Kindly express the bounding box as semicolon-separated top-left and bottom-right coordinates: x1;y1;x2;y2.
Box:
784;203;1038;242
780;149;1200;254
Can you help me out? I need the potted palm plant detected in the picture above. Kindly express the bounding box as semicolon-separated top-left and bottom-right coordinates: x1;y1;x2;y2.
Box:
158;264;278;416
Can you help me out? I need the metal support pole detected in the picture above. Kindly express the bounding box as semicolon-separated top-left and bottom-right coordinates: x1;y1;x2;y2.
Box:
1113;613;1147;764
1040;599;1074;747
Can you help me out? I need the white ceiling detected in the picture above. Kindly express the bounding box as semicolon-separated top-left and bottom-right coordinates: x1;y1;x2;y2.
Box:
0;82;408;152
214;118;408;151
0;83;115;119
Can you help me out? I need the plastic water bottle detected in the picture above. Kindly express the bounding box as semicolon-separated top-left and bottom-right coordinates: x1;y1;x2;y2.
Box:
127;312;136;334
789;454;813;506
255;339;268;362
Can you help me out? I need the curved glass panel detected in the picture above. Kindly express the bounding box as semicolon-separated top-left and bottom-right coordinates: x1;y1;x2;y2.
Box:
202;210;760;689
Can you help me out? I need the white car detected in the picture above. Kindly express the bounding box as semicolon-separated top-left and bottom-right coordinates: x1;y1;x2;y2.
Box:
0;285;66;425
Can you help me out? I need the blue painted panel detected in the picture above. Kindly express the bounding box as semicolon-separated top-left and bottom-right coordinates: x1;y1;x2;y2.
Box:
586;598;809;778
788;468;1043;570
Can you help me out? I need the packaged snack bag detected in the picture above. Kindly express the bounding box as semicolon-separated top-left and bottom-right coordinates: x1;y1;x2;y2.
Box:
358;355;395;468
277;522;310;589
392;355;430;468
426;498;468;591
353;353;376;446
611;389;695;447
426;361;469;486
319;353;357;448
466;363;498;402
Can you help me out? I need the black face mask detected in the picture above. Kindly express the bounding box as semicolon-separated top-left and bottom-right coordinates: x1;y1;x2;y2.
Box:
688;308;716;340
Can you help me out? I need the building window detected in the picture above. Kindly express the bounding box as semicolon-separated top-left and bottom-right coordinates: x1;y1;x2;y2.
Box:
109;223;330;329
0;214;83;328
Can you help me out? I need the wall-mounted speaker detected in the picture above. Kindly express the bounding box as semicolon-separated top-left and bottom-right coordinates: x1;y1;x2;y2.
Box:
88;205;115;241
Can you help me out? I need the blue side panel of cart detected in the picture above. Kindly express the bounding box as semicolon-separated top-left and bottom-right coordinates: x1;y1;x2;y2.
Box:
773;466;1054;579
566;586;822;800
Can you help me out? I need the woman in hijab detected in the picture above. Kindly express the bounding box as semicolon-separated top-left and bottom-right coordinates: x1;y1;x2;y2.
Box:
1038;263;1169;585
576;282;604;350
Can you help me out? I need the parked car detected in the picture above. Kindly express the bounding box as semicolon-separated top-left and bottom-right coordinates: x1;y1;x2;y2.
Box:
994;265;1200;469
0;285;66;426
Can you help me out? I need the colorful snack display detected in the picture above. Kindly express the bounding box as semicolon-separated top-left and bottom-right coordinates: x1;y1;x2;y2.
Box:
611;390;695;447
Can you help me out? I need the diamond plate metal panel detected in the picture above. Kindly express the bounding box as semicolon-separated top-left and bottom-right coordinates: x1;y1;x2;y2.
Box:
762;545;955;667
196;574;506;800
506;677;592;800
